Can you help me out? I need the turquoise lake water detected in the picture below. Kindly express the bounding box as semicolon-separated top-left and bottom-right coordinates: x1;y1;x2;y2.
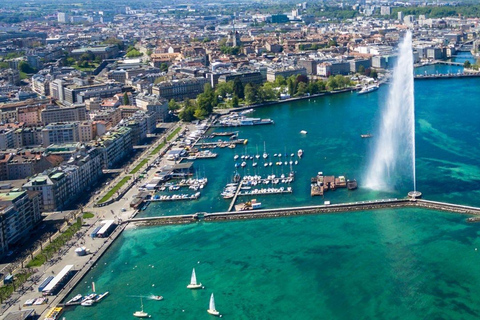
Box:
63;68;480;319
64;209;480;320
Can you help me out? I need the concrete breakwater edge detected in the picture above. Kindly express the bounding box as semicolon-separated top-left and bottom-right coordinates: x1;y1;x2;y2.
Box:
129;198;480;227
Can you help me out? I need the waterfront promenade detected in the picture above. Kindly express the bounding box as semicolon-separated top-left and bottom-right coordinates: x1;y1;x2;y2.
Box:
0;122;189;319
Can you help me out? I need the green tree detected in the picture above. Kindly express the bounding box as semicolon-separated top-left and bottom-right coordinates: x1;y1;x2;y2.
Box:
179;99;196;122
274;75;287;87
196;83;216;117
168;99;179;111
464;60;471;68
287;76;297;96
296;82;307;96
123;92;130;105
334;75;347;88
229;95;239;108
103;37;125;50
327;76;339;90
160;63;169;72
358;65;366;75
18;61;35;74
260;83;276;101
215;81;233;99
370;69;378;79
232;77;244;99
244;83;257;105
126;49;143;58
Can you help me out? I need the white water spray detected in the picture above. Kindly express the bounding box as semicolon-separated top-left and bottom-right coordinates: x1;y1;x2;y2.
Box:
365;31;416;191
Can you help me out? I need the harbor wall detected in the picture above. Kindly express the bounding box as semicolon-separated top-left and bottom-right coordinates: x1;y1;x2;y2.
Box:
130;198;480;227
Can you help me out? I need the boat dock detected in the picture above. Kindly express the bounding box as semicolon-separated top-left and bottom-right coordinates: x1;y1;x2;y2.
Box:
195;139;247;148
227;181;243;212
311;173;350;196
146;193;201;202
211;131;238;137
238;187;292;196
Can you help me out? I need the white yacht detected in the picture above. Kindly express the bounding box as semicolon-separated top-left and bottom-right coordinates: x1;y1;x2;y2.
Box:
298;149;303;158
358;84;379;94
207;293;220;316
187;268;203;289
81;299;94;307
133;297;150;318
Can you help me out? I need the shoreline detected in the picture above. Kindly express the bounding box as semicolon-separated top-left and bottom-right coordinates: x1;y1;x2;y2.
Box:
214;87;359;115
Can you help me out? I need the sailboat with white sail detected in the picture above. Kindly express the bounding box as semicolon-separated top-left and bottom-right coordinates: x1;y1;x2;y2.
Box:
207;293;220;316
186;268;203;289
133;297;150;318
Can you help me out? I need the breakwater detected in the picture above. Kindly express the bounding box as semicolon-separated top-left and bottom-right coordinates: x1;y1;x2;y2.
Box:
414;72;480;80
128;197;480;227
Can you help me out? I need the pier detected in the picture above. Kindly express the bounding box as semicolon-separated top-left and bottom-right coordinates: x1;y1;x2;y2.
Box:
128;197;480;226
414;72;480;80
238;187;292;196
227;181;243;212
195;139;247;148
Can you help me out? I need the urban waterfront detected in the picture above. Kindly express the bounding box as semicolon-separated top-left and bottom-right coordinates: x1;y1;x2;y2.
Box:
62;71;480;319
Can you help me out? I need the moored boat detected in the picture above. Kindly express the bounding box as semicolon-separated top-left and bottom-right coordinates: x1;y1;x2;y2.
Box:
358;84;379;95
66;294;83;305
298;149;303;158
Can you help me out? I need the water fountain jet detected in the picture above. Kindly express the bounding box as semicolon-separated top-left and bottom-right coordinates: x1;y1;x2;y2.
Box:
365;31;416;192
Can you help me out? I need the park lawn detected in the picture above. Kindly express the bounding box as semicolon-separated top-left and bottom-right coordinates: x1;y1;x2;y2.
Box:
130;158;149;174
97;176;132;204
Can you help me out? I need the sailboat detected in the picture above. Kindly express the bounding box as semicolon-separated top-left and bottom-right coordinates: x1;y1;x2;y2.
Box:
207;293;220;316
262;141;268;159
187;268;203;289
133;297;150;318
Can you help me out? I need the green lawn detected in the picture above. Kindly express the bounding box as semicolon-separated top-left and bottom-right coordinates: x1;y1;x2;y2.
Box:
26;221;82;268
150;142;166;156
167;127;182;141
82;212;94;219
130;158;149;174
97;176;132;204
150;126;182;156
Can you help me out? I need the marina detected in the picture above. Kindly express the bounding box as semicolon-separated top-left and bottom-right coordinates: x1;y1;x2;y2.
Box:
59;60;480;320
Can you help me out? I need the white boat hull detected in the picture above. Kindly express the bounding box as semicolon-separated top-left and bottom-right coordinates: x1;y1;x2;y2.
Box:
187;283;203;289
207;309;220;316
133;311;150;318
